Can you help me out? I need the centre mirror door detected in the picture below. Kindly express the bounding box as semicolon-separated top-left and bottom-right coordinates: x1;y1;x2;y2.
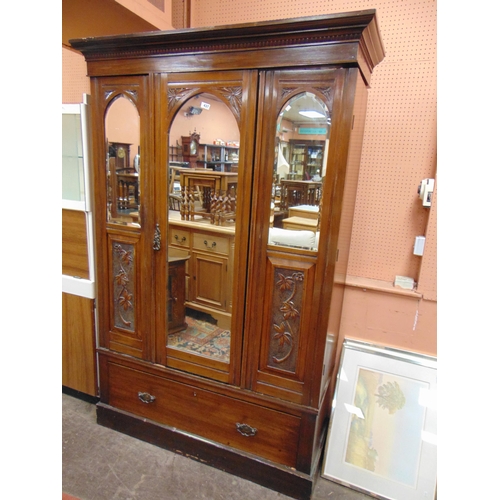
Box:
156;71;258;384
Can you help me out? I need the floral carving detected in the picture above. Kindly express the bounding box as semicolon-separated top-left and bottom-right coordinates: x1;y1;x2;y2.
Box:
104;89;138;105
168;87;194;112
272;272;303;364
313;86;332;107
281;87;298;101
113;244;134;328
217;87;242;122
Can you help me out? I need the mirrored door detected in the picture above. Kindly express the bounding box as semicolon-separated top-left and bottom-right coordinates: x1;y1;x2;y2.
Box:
244;68;347;402
159;72;258;384
94;76;154;360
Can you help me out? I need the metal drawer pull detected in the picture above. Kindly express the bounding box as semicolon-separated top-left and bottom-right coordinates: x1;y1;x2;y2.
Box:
174;234;186;243
204;240;216;248
138;392;156;404
236;423;257;437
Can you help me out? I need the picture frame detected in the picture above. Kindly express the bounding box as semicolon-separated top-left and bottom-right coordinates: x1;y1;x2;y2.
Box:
322;339;437;500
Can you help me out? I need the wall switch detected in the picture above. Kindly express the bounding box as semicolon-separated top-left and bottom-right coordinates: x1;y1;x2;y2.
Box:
414;236;426;256
418;178;435;207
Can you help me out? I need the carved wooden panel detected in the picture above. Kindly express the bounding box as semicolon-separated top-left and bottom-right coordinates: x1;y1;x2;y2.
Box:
267;269;305;373
255;255;316;403
107;232;146;358
111;240;136;332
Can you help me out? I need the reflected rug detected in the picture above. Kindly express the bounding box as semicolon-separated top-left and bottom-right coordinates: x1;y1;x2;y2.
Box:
180;316;223;346
168;316;230;362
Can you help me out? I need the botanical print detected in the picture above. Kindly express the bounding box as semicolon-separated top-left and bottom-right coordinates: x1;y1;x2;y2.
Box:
344;367;429;486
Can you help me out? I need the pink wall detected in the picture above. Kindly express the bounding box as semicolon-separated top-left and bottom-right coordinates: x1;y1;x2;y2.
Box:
169;95;240;146
106;96;141;160
62;47;90;103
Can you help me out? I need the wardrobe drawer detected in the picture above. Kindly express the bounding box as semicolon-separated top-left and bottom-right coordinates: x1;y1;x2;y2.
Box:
193;233;229;255
107;362;301;467
169;227;190;248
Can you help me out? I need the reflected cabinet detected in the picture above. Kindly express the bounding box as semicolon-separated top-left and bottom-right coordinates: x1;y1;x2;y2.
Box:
71;11;384;499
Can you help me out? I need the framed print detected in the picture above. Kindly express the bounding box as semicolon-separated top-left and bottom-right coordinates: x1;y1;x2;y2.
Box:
322;339;437;500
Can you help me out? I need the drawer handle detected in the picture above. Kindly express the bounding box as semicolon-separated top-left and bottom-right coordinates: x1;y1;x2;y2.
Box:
236;422;257;437
174;235;186;243
138;392;156;404
204;240;216;248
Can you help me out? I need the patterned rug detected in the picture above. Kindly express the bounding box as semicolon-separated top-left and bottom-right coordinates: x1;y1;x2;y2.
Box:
168;315;230;362
180;316;222;346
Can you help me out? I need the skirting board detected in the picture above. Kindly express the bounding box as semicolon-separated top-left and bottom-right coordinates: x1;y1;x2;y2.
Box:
96;402;319;499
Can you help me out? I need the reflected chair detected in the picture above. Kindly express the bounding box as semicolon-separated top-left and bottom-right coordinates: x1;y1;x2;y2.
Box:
169;193;182;211
280;179;322;211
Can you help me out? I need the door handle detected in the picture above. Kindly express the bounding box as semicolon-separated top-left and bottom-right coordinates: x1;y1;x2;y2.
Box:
153;223;161;251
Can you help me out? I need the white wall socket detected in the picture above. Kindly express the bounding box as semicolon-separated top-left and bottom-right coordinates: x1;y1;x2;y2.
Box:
414;236;426;256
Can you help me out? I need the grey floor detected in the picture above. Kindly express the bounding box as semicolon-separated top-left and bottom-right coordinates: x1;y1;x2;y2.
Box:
62;393;372;500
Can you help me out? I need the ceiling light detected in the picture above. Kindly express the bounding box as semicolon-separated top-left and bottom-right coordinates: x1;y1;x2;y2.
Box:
299;110;325;119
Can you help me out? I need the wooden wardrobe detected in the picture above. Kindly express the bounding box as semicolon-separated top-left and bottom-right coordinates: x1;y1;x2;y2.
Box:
70;10;384;499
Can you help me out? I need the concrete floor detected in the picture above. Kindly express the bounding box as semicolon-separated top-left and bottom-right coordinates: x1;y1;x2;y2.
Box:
62;393;373;500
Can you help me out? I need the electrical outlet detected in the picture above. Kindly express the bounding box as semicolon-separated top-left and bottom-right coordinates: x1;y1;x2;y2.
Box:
414;236;426;256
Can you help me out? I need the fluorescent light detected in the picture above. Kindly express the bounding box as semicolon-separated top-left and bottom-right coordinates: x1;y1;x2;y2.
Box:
299;110;325;119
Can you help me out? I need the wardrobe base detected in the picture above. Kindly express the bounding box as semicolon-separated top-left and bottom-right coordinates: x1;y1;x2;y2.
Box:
96;402;319;500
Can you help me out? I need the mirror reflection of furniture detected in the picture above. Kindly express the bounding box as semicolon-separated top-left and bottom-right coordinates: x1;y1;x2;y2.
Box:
288;204;320;220
181;132;200;168
168;214;235;332
169;194;182;211
280;179;322;211
179;169;238;225
198;143;240;172
104;94;141;225
268;227;318;250
289;140;324;179
109;142;139;212
168;255;190;333
283;204;320;232
168;163;188;194
282;216;318;232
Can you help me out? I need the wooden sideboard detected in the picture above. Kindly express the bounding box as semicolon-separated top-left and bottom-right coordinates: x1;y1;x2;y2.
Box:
168;211;235;330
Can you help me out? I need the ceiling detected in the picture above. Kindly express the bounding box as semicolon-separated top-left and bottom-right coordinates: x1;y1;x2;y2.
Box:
279;92;330;128
62;0;160;48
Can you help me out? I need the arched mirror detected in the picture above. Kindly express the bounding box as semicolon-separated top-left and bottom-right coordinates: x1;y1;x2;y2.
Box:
166;92;240;369
268;92;330;252
105;95;141;226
